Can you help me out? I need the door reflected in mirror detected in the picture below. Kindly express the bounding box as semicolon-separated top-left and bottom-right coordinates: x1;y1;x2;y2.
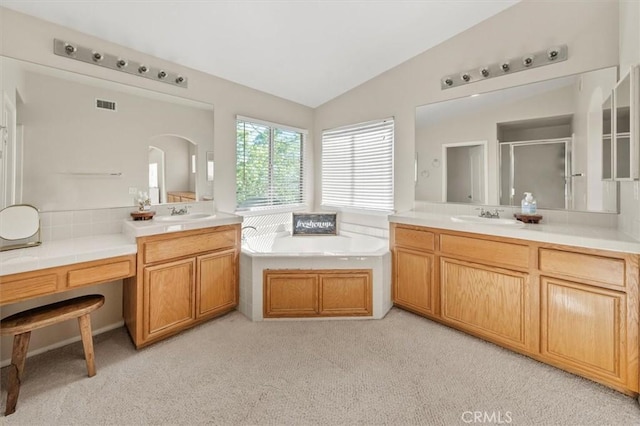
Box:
415;66;619;213
442;141;487;204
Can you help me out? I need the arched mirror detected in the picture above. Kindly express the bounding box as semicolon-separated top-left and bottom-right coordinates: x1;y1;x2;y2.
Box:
0;204;41;251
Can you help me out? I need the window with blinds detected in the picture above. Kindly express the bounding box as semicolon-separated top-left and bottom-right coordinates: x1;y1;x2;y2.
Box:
236;117;305;210
321;118;394;212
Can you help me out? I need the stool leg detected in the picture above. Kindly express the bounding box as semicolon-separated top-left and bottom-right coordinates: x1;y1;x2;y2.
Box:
5;331;31;416
78;314;96;377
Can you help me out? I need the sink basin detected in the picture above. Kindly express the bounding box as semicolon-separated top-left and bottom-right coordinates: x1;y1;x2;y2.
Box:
154;213;215;222
451;215;524;228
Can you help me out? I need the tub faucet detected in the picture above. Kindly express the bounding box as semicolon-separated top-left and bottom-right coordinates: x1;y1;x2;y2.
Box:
241;225;257;241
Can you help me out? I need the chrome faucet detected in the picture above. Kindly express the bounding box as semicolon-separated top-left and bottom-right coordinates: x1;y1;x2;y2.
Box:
476;208;503;219
241;225;257;241
491;209;503;219
170;205;190;216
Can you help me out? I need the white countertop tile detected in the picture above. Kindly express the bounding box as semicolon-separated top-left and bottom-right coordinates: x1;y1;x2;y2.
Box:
0;234;137;276
389;211;640;254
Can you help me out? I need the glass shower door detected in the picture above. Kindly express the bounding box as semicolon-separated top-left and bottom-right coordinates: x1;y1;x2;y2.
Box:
512;140;569;209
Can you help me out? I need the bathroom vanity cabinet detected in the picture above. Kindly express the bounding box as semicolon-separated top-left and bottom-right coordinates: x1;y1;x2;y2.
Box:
124;224;240;348
391;226;437;316
391;223;639;395
439;234;536;354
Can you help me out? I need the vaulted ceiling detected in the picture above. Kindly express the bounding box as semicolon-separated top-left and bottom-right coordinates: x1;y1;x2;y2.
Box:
2;1;519;107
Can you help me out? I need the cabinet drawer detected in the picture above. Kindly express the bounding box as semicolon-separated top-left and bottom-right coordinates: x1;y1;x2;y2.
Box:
539;249;625;288
440;234;529;269
67;258;134;288
394;226;435;251
144;229;237;264
1;274;58;304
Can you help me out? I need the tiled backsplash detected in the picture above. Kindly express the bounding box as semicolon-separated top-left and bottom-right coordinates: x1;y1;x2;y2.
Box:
413;201;619;229
37;202;214;243
39;207;130;242
9;200;626;247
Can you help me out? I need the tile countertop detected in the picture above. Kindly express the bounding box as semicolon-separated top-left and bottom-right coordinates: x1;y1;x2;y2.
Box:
1;212;243;276
123;211;243;238
389;211;640;254
0;234;137;276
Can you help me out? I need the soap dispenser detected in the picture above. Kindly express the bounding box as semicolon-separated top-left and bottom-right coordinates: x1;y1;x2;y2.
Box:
521;192;537;214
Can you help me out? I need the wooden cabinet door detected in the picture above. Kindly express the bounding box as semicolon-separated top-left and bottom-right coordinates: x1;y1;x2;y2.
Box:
393;247;435;316
540;277;630;390
143;258;195;340
440;257;531;352
264;273;318;317
319;271;372;316
197;249;237;318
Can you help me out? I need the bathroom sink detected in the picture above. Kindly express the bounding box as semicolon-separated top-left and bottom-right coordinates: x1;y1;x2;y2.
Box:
154;213;216;222
450;215;524;228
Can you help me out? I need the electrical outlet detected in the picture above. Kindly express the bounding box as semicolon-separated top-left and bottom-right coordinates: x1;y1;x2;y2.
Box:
128;187;138;195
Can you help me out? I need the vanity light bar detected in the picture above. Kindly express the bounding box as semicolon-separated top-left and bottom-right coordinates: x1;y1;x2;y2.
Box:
53;39;188;88
441;44;568;90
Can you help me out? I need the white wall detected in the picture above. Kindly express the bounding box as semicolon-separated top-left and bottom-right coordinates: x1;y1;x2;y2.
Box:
314;0;620;227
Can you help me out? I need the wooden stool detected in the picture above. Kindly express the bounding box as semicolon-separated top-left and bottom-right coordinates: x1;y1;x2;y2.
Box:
0;294;105;416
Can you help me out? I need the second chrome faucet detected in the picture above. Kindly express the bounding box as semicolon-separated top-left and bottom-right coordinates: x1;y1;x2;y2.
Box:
170;205;190;216
476;207;503;219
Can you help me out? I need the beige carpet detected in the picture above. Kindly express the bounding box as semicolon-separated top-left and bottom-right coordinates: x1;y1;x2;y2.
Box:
1;308;638;425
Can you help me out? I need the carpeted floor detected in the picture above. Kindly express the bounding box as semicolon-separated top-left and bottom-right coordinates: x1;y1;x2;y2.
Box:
1;308;638;425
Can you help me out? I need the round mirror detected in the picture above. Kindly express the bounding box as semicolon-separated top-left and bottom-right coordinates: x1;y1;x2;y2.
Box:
0;205;40;240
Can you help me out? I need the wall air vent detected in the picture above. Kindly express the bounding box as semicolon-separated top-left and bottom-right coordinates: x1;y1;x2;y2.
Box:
96;99;117;111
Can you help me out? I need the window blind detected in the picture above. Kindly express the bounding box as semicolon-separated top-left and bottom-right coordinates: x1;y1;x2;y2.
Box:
236;118;305;210
321;118;394;211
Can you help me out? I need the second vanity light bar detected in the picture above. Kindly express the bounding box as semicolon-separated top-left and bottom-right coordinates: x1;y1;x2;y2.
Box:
53;38;188;88
441;44;568;90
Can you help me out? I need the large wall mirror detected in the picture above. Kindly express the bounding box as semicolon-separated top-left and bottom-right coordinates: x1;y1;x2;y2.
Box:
0;56;214;211
415;67;619;213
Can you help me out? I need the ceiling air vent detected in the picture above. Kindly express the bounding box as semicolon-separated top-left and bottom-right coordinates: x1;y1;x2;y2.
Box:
96;99;116;111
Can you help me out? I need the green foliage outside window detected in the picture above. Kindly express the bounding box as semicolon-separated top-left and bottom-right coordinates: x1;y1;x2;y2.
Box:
236;120;303;209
